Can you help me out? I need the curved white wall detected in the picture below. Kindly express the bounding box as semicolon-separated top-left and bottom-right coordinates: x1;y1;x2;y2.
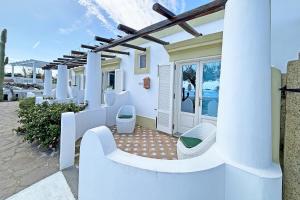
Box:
78;126;282;200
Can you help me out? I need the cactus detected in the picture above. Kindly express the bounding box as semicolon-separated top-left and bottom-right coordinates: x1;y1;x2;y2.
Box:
0;29;8;101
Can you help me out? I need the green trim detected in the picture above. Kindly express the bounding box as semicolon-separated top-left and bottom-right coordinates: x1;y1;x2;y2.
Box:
134;47;150;74
136;115;156;130
165;32;223;62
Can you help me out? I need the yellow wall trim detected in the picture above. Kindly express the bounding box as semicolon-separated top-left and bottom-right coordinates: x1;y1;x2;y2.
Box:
134;47;150;74
136;115;156;130
271;67;282;163
102;58;121;67
72;58;121;74
165;32;223;62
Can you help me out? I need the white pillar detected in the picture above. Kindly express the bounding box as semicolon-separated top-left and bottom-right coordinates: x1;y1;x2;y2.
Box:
84;52;102;109
216;0;272;168
32;63;36;84
43;69;52;97
80;73;85;90
56;65;68;100
11;65;14;78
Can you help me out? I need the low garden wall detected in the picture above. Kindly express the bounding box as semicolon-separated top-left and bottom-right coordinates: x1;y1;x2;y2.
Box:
59;91;130;170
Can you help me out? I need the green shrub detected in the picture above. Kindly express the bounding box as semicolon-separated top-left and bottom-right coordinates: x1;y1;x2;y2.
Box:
19;97;35;110
15;101;86;150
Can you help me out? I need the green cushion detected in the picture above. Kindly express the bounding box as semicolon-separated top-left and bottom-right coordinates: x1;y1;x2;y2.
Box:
118;114;133;119
180;136;202;148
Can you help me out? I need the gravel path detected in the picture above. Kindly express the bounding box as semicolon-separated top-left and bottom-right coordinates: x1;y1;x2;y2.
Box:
0;102;59;200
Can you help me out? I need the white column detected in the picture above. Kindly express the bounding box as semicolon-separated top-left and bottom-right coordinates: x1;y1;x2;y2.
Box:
43;69;52;97
216;0;272;168
80;73;85;90
71;69;76;86
84;52;102;109
11;65;14;78
56;65;68;100
32;63;36;84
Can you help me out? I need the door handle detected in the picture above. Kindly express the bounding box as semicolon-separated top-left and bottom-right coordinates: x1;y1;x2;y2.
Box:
199;97;202;107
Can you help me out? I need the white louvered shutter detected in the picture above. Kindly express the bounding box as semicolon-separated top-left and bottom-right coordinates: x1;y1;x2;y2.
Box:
115;69;124;93
157;64;174;134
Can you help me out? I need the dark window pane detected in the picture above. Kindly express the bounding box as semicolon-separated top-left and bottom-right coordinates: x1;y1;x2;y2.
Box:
139;54;146;68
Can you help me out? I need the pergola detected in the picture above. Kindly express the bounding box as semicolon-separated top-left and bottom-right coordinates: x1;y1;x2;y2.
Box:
9;59;48;84
42;0;227;70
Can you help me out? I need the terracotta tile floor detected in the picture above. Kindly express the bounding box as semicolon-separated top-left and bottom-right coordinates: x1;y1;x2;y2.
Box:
111;125;178;160
75;125;178;166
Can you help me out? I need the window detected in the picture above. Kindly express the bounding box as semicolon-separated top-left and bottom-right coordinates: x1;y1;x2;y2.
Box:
134;48;150;74
139;54;147;68
108;71;115;89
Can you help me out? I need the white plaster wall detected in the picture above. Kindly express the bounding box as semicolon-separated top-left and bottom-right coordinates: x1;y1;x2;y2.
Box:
78;126;282;200
271;0;300;72
118;19;224;120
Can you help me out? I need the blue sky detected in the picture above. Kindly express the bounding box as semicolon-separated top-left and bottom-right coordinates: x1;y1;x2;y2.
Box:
0;0;210;65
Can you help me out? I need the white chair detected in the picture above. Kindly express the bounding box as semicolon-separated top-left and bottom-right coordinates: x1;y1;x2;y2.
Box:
116;105;136;134
177;122;216;159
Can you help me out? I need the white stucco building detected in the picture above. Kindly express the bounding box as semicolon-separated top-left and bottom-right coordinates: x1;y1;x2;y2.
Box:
36;0;300;199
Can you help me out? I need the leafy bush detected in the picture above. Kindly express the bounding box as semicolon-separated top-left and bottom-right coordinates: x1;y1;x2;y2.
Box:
19;97;35;109
15;99;86;150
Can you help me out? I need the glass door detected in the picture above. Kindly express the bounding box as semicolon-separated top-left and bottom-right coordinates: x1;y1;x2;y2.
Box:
199;60;221;119
176;62;200;134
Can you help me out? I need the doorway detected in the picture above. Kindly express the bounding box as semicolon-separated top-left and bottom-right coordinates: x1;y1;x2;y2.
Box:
173;58;221;135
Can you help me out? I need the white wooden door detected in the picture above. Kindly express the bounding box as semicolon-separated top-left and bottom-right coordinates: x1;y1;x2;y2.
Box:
175;62;201;134
157;64;174;134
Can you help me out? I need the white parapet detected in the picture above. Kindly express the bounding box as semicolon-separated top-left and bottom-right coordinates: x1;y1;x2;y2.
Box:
59;91;130;170
84;52;102;110
43;69;52;97
56;65;68;100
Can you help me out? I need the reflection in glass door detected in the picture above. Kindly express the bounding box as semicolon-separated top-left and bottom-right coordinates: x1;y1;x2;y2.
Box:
181;64;196;113
176;63;199;134
200;61;221;118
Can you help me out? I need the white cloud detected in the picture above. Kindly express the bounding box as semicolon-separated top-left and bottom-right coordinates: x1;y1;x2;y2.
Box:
32;41;40;49
78;0;186;35
86;29;96;37
58;20;82;35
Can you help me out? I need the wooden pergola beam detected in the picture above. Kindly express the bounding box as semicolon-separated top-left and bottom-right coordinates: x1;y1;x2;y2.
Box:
71;50;86;55
81;44;130;55
117;24;169;45
95;36;146;52
63;55;81;59
57;58;70;61
152;3;202;37
93;0;226;53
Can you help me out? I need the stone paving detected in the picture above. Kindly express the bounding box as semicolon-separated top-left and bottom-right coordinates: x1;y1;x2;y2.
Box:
0;102;59;200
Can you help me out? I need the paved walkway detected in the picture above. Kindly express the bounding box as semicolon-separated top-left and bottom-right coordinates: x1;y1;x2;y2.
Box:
0;102;59;200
